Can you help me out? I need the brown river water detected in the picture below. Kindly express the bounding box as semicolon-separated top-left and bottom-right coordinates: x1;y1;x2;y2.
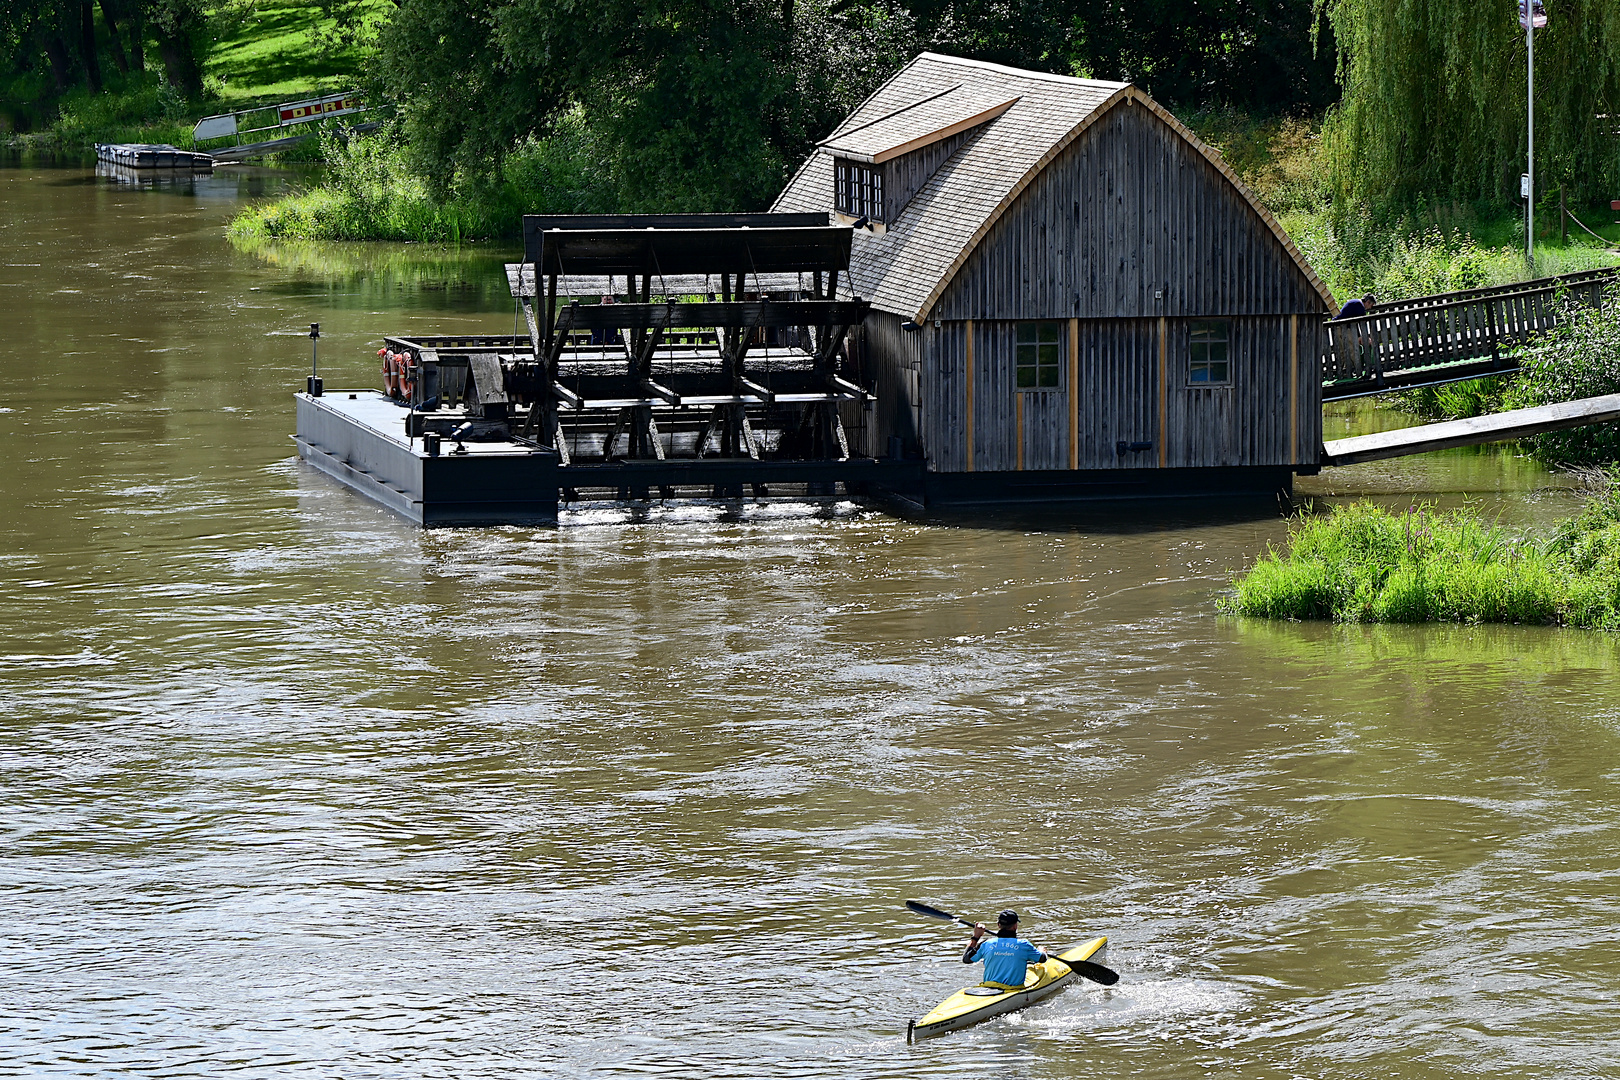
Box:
2;159;1618;1079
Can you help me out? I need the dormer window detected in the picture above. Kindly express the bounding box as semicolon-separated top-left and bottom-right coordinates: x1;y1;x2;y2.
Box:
835;158;884;224
819;85;1018;229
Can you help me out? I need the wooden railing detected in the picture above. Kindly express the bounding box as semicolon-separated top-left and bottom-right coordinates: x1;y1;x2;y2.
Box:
1322;268;1617;399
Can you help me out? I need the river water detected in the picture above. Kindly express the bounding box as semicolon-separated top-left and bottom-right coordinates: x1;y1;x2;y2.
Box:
2;159;1617;1080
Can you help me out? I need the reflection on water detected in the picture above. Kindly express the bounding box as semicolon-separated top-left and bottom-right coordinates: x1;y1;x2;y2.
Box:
232;235;521;313
1;160;1618;1080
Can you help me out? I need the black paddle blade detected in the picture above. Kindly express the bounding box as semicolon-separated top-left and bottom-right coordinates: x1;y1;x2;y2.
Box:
905;899;959;922
1067;959;1120;986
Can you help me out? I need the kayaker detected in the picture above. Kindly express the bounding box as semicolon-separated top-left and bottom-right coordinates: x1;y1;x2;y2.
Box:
963;909;1048;989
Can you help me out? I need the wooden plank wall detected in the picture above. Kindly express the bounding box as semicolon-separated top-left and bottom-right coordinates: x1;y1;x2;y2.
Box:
886;94;1332;475
933;99;1326;322
859;310;925;456
885;130;974;225
915;316;1323;472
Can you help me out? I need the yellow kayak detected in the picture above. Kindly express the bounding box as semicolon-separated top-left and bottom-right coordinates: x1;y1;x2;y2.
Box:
907;937;1109;1042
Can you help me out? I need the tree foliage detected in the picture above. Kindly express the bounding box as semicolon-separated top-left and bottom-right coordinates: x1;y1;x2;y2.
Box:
372;0;1337;210
1321;0;1620;207
1;0;221;120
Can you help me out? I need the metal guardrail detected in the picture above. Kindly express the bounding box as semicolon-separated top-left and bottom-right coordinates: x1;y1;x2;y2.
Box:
193;92;366;145
1322;267;1619;398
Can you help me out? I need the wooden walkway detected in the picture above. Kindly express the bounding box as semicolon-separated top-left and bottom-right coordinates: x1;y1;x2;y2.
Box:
1322;392;1620;465
1322;268;1618;400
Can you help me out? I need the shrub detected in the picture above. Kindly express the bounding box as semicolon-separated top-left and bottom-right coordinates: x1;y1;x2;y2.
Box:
229;114;617;242
1499;295;1620;466
1225;497;1620;629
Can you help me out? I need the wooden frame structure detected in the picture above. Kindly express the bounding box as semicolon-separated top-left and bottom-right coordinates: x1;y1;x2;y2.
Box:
383;215;879;499
1322;268;1617;399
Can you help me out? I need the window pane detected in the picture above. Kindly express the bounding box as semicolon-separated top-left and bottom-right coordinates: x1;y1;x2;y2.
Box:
1017;323;1036;344
1040;323;1060;343
1016;366;1036;387
1038;343;1060;366
1038;366;1060;387
1187;320;1230;385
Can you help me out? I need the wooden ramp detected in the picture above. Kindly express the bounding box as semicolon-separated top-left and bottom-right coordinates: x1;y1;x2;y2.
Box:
1323;393;1620;465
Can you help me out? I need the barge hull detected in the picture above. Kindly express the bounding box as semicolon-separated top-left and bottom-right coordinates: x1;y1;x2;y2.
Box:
294;392;923;526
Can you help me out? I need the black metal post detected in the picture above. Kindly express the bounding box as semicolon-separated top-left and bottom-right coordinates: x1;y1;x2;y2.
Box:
307;322;323;396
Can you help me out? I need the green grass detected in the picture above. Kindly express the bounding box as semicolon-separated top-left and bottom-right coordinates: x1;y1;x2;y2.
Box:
1225;492;1620;629
228;120;615;242
206;0;387;109
3;0;385;153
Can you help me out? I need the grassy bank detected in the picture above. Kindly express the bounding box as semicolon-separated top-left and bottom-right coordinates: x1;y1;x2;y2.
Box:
227;118;613;243
1225;489;1620;628
3;0;382;155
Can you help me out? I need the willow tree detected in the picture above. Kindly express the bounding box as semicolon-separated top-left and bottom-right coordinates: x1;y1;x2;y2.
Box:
1321;0;1620;207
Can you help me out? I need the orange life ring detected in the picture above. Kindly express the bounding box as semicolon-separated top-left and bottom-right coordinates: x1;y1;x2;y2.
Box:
379;347;399;397
397;351;416;400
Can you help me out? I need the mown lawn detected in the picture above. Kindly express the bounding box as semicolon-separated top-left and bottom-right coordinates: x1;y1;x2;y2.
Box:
206;0;389;108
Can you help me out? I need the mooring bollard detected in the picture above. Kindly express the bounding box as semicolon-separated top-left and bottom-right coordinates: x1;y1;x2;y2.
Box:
306;322;323;397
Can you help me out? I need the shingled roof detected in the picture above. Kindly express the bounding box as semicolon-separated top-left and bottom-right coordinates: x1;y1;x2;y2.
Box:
773;52;1336;322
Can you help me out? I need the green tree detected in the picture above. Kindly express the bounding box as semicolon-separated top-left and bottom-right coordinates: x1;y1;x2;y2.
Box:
374;0;916;208
1321;0;1620;207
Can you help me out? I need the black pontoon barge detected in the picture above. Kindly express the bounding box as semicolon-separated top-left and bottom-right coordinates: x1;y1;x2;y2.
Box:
294;214;918;524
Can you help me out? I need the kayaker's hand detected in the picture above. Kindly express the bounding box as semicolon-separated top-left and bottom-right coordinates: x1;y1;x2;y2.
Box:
971;922;986;939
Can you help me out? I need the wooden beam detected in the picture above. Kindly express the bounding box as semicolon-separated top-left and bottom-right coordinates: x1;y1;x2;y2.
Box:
558;300;867;331
1157;316;1168;469
546;305;577;370
642;378;681;406
965;319;975;473
1289;314;1299;464
551;382;583;410
813;323;852;369
519;297;542;362
1068;317;1078;471
739;377;776;404
1015;390;1024;471
1323;392;1620;465
827;374;869;400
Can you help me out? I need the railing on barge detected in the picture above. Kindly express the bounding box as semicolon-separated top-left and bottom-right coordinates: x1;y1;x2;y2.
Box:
1322;267;1619;400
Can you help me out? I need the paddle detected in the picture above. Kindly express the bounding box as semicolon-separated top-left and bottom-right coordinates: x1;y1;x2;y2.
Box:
905;899;1120;986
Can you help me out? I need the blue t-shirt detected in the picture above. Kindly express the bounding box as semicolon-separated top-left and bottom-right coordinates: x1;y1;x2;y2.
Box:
968;936;1045;986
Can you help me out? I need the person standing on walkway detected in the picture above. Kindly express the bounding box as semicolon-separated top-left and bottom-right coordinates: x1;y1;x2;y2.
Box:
1337;293;1376;320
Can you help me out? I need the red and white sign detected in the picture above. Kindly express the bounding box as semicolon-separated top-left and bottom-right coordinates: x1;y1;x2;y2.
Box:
279;94;363;126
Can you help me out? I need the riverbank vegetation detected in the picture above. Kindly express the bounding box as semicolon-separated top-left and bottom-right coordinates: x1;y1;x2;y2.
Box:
1227;483;1620;629
1;0;383;149
1388;293;1620;466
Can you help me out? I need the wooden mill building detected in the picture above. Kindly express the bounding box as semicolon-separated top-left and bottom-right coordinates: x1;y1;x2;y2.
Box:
773;53;1336;502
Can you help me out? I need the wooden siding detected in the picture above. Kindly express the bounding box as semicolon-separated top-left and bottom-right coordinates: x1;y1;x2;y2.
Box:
932;99;1325;322
884;129;973;225
859;310;924;456
891;316;1321;471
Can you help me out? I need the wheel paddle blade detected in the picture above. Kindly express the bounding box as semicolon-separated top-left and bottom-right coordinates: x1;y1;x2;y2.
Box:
1068;960;1120;986
904;899;959;922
